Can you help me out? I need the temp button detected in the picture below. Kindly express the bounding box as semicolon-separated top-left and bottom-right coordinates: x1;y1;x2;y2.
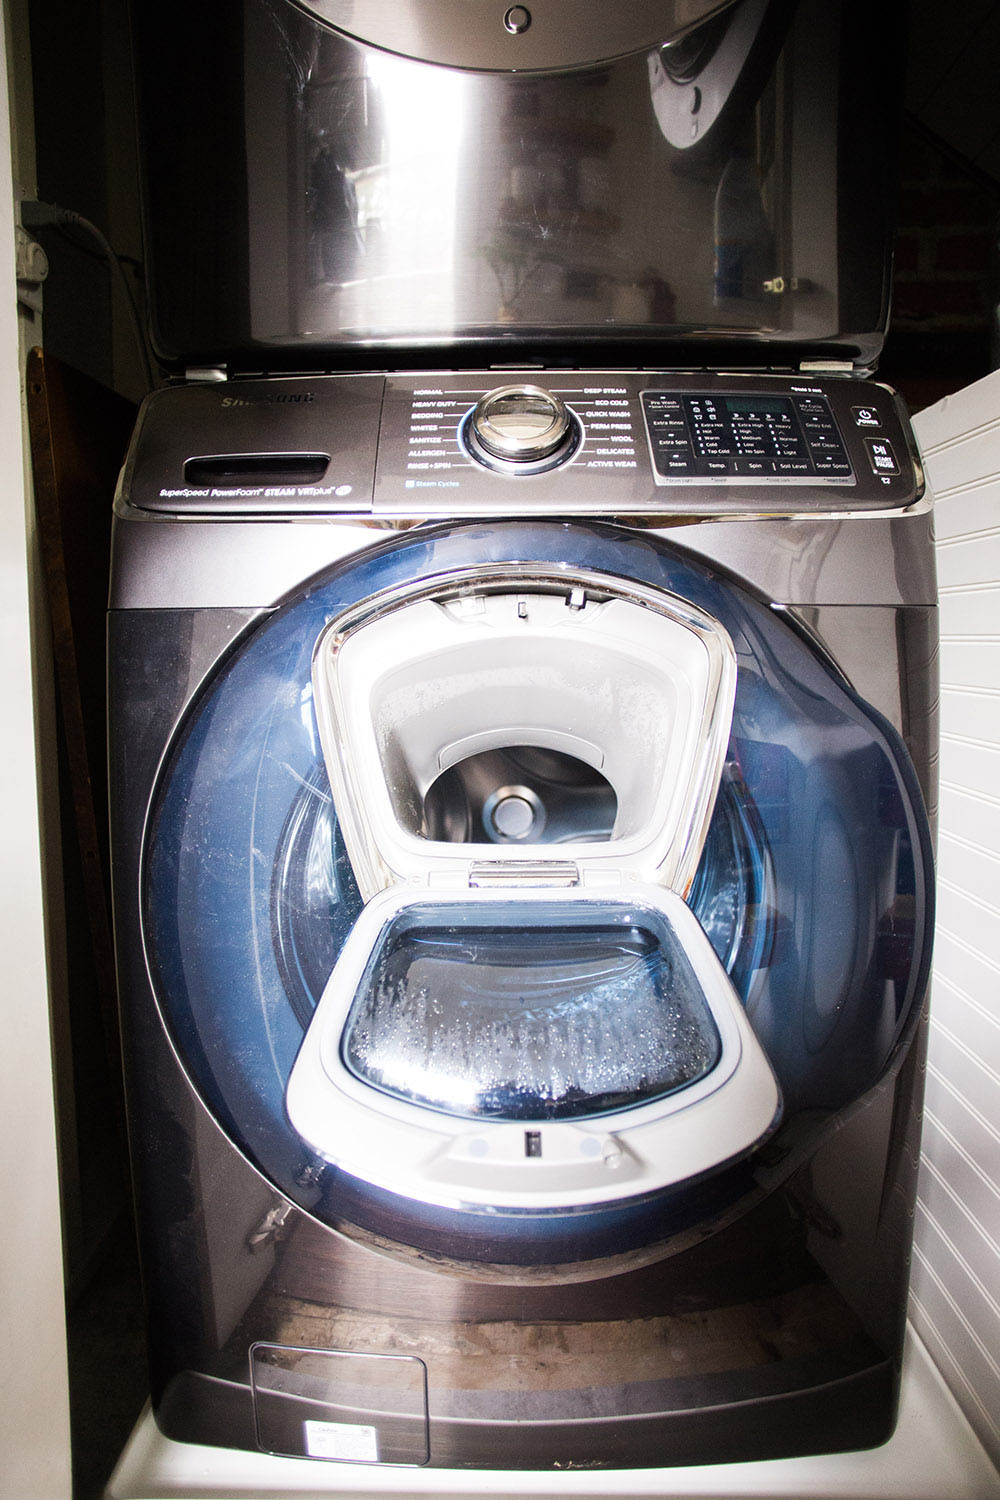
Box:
865;437;900;475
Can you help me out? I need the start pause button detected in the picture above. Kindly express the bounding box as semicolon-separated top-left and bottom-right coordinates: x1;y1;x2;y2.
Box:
865;437;899;475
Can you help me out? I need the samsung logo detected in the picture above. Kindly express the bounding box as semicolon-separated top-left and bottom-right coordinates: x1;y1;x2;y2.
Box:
221;393;315;407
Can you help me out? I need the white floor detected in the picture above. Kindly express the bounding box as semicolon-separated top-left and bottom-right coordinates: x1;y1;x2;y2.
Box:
107;1325;1000;1500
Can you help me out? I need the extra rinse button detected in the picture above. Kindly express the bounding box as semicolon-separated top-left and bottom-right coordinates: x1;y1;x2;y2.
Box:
865;437;900;476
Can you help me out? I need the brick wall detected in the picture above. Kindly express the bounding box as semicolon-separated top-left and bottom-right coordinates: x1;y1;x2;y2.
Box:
881;127;999;411
893;131;996;333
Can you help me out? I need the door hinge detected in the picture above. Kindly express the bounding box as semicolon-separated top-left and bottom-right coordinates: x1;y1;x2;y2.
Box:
246;1200;293;1253
798;359;855;376
185;364;228;383
15;227;48;312
468;860;580;888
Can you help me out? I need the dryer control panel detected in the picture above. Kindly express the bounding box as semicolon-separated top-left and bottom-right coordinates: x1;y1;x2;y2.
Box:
122;370;922;519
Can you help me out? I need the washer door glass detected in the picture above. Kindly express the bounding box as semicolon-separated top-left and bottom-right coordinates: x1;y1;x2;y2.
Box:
341;898;721;1122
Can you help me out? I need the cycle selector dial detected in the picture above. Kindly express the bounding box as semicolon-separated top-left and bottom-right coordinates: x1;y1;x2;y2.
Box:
463;384;580;473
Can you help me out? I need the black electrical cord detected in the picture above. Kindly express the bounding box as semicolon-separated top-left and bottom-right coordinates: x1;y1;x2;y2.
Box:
20;199;156;391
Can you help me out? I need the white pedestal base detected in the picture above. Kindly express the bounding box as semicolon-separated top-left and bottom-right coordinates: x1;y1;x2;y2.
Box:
105;1326;1000;1500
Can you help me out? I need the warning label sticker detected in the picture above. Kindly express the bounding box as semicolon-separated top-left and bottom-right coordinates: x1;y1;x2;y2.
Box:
303;1419;380;1463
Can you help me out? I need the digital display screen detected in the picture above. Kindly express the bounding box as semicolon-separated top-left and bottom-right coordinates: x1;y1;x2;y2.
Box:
722;396;791;416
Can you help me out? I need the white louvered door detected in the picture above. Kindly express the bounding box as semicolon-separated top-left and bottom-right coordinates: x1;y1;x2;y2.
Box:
912;373;1000;1469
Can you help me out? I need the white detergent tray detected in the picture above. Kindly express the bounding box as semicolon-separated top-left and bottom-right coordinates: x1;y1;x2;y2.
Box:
285;883;780;1214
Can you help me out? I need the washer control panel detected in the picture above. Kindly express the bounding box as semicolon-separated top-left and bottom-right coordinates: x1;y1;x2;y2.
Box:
374;371;919;515
123;369;922;519
642;389;853;485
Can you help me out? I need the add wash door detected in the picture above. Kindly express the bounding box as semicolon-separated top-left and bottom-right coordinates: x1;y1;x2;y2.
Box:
285;565;779;1212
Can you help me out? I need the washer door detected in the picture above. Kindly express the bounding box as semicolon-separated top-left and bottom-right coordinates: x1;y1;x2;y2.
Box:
140;520;932;1264
285;883;779;1211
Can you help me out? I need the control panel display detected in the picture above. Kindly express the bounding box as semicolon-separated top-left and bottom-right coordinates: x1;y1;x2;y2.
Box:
642;390;854;485
365;372;917;515
128;370;920;518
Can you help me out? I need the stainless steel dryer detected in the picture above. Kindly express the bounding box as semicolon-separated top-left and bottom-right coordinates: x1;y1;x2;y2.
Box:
109;0;934;1473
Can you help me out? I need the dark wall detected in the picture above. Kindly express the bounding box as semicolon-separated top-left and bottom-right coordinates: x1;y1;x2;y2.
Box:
881;122;1000;413
29;0;147;401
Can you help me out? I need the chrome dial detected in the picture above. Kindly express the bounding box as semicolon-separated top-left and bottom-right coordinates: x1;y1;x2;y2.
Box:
464;384;578;473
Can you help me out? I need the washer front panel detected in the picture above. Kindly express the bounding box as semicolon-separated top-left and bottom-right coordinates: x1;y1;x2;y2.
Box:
138;520;932;1261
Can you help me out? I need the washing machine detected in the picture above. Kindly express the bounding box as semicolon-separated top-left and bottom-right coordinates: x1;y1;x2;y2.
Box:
109;0;936;1474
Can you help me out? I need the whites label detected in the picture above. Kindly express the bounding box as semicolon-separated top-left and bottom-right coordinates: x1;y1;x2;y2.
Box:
303;1419;380;1462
